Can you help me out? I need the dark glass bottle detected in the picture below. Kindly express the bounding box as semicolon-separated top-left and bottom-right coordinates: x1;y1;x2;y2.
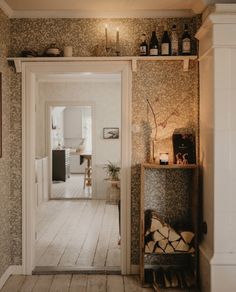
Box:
140;34;148;56
181;24;191;55
149;31;159;56
171;24;178;56
161;24;171;56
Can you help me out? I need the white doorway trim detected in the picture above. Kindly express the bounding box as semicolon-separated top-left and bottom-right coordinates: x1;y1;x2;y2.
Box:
22;61;132;275
44;101;96;199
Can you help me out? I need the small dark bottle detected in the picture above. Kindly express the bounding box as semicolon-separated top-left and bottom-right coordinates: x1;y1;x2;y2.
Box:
161;24;171;56
149;31;159;56
171;24;179;56
140;34;148;56
181;24;191;55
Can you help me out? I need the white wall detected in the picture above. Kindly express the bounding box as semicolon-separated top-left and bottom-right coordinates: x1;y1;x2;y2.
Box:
36;78;121;198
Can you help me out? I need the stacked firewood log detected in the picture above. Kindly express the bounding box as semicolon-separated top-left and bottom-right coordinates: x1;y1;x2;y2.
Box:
144;210;195;254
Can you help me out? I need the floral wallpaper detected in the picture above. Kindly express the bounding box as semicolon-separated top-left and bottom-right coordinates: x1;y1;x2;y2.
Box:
7;16;200;266
0;8;12;278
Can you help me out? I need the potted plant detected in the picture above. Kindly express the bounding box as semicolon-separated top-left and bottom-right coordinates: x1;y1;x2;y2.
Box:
104;161;120;181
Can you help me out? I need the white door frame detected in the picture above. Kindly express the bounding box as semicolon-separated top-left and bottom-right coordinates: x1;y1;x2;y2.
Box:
22;61;132;275
45;101;96;199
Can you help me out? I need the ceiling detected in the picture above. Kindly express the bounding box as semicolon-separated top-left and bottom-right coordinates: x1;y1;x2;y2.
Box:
1;0;234;18
5;0;204;12
1;0;208;18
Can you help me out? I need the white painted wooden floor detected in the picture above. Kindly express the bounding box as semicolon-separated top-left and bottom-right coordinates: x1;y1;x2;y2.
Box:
0;275;154;292
36;200;120;268
51;174;92;199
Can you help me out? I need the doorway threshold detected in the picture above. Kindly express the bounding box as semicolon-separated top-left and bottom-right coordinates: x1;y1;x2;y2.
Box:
33;266;121;275
49;197;92;200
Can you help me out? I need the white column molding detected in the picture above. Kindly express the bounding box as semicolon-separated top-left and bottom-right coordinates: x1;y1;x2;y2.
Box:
196;4;236;292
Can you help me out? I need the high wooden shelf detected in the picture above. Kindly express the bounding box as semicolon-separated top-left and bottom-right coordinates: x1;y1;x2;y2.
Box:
7;55;197;73
140;163;199;290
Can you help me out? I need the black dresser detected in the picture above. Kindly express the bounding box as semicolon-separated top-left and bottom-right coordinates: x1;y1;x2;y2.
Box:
52;149;70;181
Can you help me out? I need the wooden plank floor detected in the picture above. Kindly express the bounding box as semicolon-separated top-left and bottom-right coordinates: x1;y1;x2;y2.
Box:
51;174;92;199
0;275;155;292
36;200;120;268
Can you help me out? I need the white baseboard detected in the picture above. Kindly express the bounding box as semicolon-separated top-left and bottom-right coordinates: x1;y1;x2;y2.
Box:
0;265;23;289
130;264;139;275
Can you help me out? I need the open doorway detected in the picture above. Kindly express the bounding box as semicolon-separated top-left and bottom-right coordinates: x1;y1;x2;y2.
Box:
22;61;131;275
34;72;122;272
50;106;92;199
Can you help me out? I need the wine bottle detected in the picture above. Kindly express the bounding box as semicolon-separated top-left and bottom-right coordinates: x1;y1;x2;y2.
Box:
140;33;148;56
171;24;178;56
149;31;158;56
181;24;191;55
161;24;171;56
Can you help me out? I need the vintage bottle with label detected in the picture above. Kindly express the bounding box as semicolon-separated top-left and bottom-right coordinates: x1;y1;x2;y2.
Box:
140;34;148;56
181;24;191;55
161;24;171;56
149;31;159;56
171;24;178;56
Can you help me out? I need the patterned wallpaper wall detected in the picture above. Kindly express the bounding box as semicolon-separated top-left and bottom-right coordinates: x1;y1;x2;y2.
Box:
9;17;200;265
0;9;12;278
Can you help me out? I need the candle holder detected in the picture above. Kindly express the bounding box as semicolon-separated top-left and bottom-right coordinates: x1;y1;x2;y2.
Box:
105;44;119;56
103;25;121;57
105;46;112;56
159;153;169;165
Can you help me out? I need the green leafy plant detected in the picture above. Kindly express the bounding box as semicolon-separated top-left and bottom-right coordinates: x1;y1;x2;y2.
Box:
104;161;120;180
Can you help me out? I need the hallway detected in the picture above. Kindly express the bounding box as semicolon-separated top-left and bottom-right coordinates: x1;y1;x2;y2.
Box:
51;174;92;199
36;200;120;268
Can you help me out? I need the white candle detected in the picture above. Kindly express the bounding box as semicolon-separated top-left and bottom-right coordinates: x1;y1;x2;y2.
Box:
105;24;108;48
159;153;169;165
116;27;120;55
116;28;119;46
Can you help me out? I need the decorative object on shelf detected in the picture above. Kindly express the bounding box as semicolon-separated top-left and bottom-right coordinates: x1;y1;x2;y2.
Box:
145;98;158;163
145;94;192;163
161;24;171;56
181;24;191;55
172;128;196;164
140;33;148;56
103;25;121;56
115;27;120;56
105;24;109;52
104;161;120;181
63;46;73;57
159;153;169;165
21;49;38;57
149;31;159;56
45;44;61;57
171;24;178;56
103;127;119;139
138;23;196;57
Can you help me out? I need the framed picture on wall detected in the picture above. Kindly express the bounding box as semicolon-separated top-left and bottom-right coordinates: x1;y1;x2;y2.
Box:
0;73;2;158
103;127;119;139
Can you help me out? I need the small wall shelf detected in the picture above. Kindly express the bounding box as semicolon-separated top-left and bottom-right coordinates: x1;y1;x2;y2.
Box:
7;55;197;73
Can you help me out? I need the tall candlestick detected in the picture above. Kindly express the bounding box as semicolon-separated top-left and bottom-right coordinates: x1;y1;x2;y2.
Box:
105;24;108;49
116;27;120;55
